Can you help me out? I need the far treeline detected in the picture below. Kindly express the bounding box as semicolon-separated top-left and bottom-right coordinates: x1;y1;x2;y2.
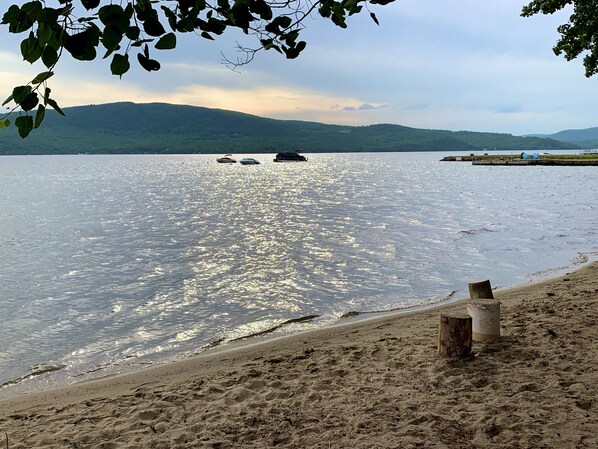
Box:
0;102;582;155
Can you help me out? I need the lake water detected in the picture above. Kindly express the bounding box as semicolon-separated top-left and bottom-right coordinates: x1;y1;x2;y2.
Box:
1;152;596;395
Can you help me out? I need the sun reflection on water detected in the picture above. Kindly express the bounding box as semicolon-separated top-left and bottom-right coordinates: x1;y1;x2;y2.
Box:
0;153;597;392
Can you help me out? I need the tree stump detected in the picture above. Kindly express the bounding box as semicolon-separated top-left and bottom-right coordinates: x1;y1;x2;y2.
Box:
438;312;472;357
468;279;494;299
468;300;501;341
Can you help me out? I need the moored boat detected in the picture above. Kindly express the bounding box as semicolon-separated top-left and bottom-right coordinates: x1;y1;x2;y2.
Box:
217;154;237;163
239;157;260;165
273;152;308;162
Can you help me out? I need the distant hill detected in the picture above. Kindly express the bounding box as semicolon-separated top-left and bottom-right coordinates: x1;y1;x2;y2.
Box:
528;127;598;149
0;102;577;155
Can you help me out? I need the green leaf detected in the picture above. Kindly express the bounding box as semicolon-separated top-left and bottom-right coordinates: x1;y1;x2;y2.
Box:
155;33;176;50
3;5;35;33
285;31;299;45
131;39;154;47
39;6;60;25
31;71;54;84
143;17;166;37
1;5;20;25
125;26;140;40
81;0;101;9
134;0;153;21
296;41;307;53
265;15;294;34
331;13;347;28
12;86;32;104
37;22;53;46
34;104;46;128
44;87;51;105
137;53;161;71
348;5;362;15
15;115;34;139
284;41;306;59
78;16;98;23
319;3;331;18
64;30;98;61
21;1;43;19
110;53;130;76
370;12;379;25
47;98;65;116
2;94;14;107
98;5;126;29
177;17;195;32
42;45;58;68
20;92;39;111
251;0;272;21
278;16;293;29
21;32;43;64
3;119;10;127
343;0;358;11
204;18;226;35
102;24;124;51
200;31;214;40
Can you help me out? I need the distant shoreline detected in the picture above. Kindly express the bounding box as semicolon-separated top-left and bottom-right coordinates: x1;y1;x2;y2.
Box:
442;152;598;165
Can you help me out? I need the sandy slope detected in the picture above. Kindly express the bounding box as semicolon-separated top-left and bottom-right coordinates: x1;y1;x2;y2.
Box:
1;263;597;448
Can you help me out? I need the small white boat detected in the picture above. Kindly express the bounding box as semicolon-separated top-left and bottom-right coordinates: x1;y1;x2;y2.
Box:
239;157;260;165
217;154;236;163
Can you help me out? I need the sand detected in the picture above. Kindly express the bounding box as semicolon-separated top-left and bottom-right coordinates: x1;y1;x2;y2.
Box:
1;263;597;448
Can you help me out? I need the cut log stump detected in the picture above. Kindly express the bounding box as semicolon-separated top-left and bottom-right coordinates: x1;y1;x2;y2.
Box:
468;279;494;299
438;312;472;358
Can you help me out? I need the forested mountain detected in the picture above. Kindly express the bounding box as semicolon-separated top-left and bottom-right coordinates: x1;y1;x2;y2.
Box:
530;127;598;149
0;102;577;155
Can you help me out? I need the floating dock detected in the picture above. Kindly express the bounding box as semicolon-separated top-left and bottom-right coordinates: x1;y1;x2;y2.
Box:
472;159;598;166
441;154;598;166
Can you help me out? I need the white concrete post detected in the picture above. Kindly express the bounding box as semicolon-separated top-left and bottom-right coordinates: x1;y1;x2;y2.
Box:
467;299;500;341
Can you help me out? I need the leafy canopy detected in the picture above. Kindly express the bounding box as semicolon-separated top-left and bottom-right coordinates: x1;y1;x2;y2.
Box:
0;0;395;137
521;0;598;77
1;0;596;138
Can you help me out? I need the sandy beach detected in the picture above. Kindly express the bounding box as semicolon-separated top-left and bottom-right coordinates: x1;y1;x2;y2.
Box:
1;262;597;448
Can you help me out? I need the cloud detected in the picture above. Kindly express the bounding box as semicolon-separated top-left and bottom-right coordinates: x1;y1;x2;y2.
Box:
0;50;20;64
0;50;38;88
163;85;395;125
360;103;389;111
3;63;386;126
496;103;523;114
342;103;389;112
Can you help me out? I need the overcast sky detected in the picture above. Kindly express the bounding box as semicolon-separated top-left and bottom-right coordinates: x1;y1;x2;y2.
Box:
1;0;596;135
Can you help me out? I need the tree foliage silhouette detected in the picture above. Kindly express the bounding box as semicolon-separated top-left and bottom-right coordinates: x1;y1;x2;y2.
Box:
1;0;595;137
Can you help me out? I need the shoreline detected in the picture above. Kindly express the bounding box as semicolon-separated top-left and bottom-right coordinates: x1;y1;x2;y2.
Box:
1;253;588;398
441;153;598;166
1;262;597;448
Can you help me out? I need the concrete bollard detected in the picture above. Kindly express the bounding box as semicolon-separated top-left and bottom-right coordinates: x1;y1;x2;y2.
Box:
467;299;500;341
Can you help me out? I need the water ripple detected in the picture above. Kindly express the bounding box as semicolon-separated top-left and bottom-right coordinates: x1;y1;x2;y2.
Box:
0;152;596;392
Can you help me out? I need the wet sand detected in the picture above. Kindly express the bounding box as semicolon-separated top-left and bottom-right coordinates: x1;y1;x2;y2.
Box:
1;262;597;448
